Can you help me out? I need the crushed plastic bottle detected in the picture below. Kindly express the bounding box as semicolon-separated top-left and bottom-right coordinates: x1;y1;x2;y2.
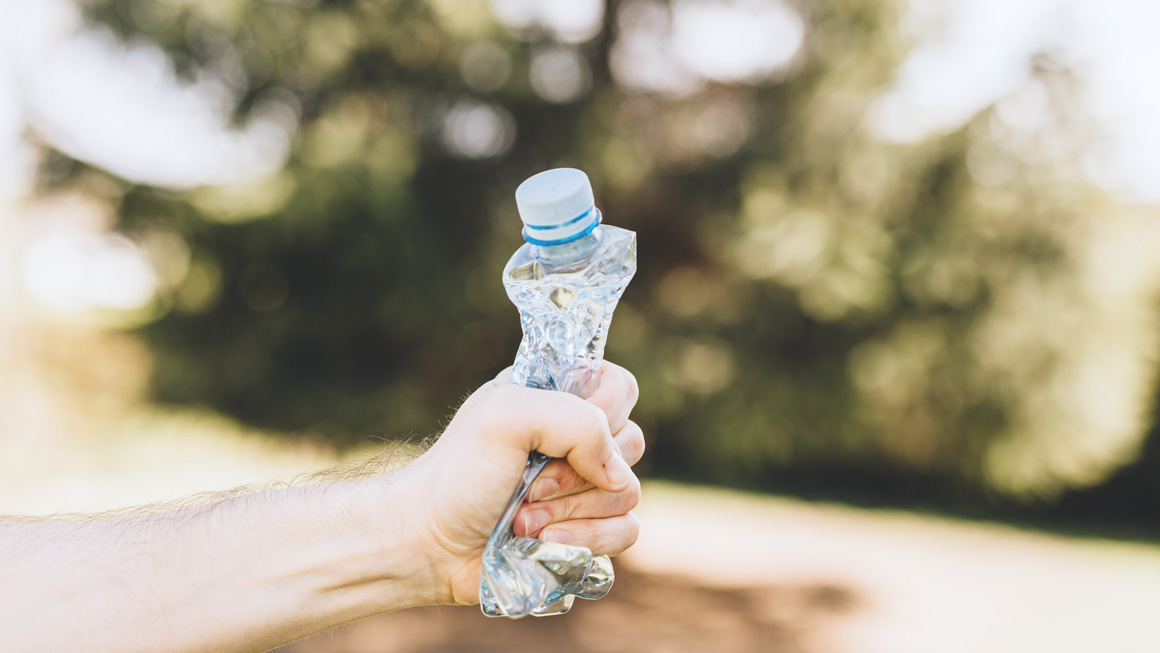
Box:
479;168;637;618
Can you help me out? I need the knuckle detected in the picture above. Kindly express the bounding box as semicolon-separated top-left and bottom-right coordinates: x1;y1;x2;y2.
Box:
483;384;519;419
490;382;519;399
471;401;502;443
557;492;583;522
480;393;520;441
623;368;640;405
558;469;588;495
539;462;572;495
579;400;611;439
623;512;641;546
619;477;642;512
620;420;646;463
599;514;640;557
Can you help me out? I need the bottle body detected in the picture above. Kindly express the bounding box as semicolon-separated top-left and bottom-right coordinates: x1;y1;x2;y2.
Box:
505;225;637;394
479;223;637;618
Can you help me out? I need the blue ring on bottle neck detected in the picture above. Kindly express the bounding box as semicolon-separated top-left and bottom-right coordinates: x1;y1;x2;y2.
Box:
521;208;602;246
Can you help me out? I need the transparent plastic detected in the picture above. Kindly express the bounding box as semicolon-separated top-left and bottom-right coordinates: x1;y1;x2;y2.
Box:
480;224;637;618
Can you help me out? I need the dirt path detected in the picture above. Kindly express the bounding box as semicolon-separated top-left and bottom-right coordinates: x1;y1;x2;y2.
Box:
279;564;836;653
280;482;1160;653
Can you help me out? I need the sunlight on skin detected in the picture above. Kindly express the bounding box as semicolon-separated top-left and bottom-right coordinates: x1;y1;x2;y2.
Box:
0;5;1159;648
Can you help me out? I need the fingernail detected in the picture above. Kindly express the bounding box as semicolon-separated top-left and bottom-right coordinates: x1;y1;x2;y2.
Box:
523;509;550;535
528;478;559;503
542;529;572;545
604;453;632;491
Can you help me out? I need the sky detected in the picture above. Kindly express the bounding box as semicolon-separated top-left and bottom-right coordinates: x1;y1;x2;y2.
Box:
869;0;1160;204
0;0;1158;204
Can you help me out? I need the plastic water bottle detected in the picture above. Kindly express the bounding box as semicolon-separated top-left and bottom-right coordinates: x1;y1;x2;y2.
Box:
479;168;637;618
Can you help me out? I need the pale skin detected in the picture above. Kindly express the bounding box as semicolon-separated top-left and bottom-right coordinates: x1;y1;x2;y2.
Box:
0;363;644;653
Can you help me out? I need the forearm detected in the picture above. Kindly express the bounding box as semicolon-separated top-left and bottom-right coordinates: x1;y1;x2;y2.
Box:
0;366;644;651
0;476;438;653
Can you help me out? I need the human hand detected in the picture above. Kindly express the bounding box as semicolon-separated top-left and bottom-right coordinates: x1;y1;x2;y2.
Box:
401;362;644;606
0;363;642;652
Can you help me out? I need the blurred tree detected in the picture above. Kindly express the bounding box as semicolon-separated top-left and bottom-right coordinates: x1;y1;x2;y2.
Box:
52;0;1160;506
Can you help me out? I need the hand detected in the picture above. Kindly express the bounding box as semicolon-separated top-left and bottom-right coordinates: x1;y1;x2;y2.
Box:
402;362;644;605
0;362;642;652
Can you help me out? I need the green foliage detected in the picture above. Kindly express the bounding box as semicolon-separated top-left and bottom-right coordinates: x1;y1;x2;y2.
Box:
66;0;1160;505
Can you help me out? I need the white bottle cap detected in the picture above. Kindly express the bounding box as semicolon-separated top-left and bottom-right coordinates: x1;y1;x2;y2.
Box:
515;168;600;245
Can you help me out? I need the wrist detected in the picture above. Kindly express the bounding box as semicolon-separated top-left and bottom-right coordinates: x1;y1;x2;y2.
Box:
304;472;446;617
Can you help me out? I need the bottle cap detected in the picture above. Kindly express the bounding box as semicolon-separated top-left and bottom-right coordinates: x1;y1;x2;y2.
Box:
515;168;601;246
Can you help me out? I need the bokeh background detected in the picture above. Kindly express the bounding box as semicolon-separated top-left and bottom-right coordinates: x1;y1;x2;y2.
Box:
3;0;1160;651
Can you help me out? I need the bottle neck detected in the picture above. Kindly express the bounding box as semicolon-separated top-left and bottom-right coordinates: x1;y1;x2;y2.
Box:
531;226;602;264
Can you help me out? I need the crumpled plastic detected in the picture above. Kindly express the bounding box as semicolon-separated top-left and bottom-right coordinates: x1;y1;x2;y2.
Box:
479;452;614;617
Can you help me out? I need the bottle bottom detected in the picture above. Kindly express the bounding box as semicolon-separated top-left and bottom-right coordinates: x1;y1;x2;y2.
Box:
480;536;614;618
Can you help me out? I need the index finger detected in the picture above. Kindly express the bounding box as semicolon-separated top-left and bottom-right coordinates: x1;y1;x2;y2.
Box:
493;362;639;436
479;384;633;493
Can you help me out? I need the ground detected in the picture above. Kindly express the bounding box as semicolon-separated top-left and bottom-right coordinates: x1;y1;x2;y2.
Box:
274;483;1160;653
1;333;1157;653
